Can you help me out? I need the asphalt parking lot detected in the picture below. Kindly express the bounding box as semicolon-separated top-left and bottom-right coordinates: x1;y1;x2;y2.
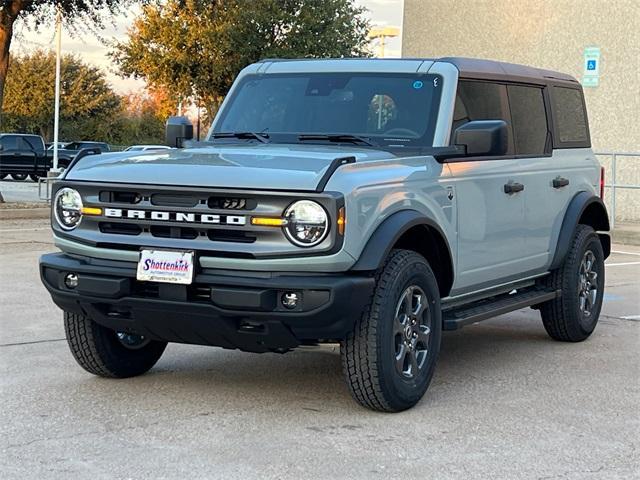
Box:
0;218;638;479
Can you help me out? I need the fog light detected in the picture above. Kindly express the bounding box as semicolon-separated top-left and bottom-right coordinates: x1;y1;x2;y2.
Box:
281;292;300;309
64;273;79;289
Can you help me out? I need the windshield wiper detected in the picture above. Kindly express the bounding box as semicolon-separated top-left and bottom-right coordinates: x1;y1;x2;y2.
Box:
211;132;270;143
297;134;377;147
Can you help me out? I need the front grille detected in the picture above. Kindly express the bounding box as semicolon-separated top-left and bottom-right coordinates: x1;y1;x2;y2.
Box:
99;222;141;236
207;229;255;243
99;191;141;204
207;196;256;210
151;194;199;208
149;225;199;240
61;182;340;258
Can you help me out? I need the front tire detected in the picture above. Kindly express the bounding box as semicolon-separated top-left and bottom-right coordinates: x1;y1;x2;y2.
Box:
341;249;442;412
11;173;27;181
540;225;605;342
64;311;167;378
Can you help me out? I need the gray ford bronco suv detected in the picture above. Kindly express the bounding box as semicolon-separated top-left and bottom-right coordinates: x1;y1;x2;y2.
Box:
40;58;610;412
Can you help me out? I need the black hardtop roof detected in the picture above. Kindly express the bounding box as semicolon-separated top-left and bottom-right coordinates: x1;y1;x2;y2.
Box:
439;57;578;85
259;56;579;86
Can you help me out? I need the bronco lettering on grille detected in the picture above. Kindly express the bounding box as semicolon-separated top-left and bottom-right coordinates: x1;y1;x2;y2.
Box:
104;208;246;225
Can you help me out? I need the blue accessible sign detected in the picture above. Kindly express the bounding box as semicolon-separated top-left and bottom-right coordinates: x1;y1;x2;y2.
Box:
582;47;600;87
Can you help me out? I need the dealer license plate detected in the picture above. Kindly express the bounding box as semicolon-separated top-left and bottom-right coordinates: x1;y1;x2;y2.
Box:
136;249;194;285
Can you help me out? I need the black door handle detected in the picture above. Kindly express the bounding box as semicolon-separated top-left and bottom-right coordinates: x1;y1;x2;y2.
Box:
552;176;570;188
504;182;524;194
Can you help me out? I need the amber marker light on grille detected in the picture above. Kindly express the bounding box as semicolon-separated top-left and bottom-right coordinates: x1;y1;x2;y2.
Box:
251;217;287;227
337;207;346;235
81;207;102;215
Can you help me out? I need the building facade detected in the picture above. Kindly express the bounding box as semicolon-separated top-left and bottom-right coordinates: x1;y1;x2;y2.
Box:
402;0;639;222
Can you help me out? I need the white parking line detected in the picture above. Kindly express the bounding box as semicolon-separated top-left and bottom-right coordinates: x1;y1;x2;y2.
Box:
605;261;640;267
611;250;640;256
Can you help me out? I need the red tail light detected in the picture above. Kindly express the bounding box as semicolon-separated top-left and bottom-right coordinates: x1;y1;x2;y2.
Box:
600;166;605;198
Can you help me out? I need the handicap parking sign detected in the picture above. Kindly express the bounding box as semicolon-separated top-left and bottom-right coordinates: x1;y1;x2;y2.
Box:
582;46;600;87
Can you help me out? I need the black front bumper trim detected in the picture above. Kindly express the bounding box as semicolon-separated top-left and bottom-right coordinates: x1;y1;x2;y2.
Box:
40;253;374;353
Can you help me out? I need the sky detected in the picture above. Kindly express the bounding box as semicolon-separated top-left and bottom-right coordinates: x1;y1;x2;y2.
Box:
13;0;404;95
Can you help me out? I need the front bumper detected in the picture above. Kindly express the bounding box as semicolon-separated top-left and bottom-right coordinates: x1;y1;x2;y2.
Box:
40;253;374;353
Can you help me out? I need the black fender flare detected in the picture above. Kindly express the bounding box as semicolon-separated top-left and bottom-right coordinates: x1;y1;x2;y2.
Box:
351;209;454;275
550;191;610;270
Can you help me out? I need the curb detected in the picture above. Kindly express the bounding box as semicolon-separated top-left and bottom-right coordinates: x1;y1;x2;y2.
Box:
0;208;50;220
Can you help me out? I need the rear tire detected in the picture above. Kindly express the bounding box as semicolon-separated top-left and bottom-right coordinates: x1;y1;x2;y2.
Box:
64;311;167;378
341;249;442;412
540;225;605;342
11;173;27;181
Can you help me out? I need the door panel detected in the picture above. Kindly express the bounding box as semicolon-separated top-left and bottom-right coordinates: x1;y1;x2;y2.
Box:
520;150;600;270
449;159;528;291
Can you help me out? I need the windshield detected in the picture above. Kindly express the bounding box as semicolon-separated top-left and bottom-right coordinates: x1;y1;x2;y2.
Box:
214;73;443;148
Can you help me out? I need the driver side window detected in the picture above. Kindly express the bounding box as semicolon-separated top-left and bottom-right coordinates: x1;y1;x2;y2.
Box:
451;81;513;155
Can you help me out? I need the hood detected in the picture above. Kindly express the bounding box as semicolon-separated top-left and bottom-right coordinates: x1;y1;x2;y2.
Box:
65;144;395;191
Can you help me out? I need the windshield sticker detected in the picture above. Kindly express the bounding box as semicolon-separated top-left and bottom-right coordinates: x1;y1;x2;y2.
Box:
412;80;424;89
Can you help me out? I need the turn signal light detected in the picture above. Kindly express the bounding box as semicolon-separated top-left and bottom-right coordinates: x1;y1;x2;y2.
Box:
81;207;102;215
251;217;286;227
337;207;346;235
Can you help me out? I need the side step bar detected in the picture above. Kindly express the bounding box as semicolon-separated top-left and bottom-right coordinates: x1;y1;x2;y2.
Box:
442;288;561;331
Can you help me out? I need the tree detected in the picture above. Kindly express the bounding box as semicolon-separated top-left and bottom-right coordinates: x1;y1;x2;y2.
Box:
112;0;370;119
0;0;136;120
3;50;120;140
113;87;178;145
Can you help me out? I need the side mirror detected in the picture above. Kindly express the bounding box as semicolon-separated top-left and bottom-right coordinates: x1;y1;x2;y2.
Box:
453;120;508;158
165;116;194;148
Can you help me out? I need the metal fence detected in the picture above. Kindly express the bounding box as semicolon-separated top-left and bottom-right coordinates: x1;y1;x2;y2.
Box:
595;152;640;229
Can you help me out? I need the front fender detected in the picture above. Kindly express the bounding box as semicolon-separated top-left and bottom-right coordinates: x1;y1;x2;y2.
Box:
351;209;453;272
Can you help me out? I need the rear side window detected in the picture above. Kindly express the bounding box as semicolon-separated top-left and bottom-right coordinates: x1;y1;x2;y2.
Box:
22;136;45;152
507;85;549;155
551;87;589;146
451;81;513;154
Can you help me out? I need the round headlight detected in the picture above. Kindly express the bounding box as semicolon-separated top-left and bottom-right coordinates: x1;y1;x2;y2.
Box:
54;188;83;230
284;200;329;247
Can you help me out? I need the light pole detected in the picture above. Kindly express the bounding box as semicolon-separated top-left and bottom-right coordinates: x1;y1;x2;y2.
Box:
51;3;62;174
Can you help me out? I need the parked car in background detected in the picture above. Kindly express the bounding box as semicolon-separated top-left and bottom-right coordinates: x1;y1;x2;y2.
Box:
46;142;68;150
58;141;110;155
124;145;172;152
0;135;108;181
0;133;73;181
